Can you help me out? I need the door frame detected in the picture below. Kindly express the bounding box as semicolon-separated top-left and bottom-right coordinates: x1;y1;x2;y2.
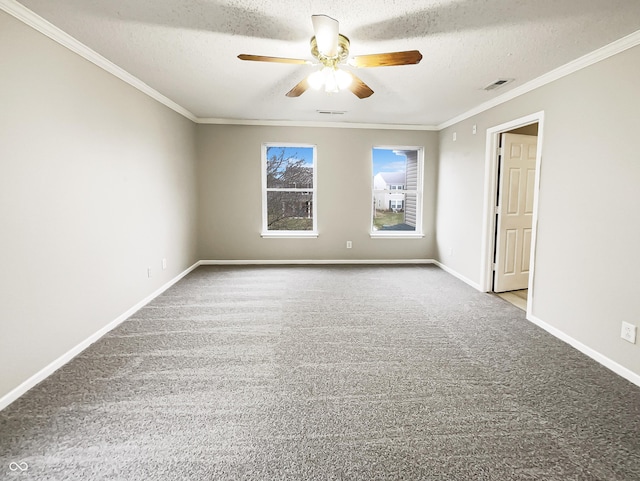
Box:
480;111;545;316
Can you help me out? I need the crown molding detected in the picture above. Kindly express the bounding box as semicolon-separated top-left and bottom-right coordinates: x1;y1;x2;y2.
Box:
0;0;198;122
195;117;438;130
3;0;638;132
438;29;640;130
0;0;436;131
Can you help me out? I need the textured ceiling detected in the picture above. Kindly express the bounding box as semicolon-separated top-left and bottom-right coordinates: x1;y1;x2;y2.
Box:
12;0;640;126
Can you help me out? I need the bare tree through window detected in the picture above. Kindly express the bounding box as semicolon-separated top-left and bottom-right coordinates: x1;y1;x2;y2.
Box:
263;145;316;232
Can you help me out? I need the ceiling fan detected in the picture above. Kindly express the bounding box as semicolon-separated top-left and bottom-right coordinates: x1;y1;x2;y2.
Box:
238;14;422;99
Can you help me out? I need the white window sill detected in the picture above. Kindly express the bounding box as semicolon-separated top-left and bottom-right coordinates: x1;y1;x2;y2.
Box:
370;232;425;239
261;231;318;239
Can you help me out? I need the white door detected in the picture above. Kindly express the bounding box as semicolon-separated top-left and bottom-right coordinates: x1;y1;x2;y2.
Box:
494;133;537;292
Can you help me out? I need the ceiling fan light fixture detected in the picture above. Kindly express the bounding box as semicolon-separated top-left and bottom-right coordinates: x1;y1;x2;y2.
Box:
307;67;352;93
308;70;325;90
323;67;339;93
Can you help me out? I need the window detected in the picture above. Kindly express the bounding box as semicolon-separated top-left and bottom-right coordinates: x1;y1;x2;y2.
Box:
262;144;317;237
390;200;404;211
372;147;424;237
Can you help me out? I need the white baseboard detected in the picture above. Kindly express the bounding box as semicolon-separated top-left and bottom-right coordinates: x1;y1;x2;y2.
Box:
199;259;436;265
4;259;638;411
0;258;433;410
0;261;200;411
426;262;640;387
526;313;640;388
432;261;483;291
433;261;640;388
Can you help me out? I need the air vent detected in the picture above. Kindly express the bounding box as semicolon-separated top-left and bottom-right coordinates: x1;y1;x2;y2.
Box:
483;79;514;91
316;110;346;115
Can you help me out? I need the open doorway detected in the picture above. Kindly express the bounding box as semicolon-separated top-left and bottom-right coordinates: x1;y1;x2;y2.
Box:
480;112;544;316
494;126;538;309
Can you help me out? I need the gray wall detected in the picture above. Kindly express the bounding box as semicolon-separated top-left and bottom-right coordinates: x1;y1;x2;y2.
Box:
197;125;438;261
3;5;639;404
0;12;199;399
436;44;640;374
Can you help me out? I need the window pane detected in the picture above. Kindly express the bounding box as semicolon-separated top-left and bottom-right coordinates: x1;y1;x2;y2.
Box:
372;148;421;233
266;146;314;189
372;192;416;231
373;192;417;231
266;191;313;231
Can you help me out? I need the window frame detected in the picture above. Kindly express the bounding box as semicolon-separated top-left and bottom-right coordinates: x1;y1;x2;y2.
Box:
261;142;318;238
371;145;425;238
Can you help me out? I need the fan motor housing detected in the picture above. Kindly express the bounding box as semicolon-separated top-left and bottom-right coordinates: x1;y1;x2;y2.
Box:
310;34;350;66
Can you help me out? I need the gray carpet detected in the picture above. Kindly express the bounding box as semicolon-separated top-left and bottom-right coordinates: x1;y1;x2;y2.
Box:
1;265;640;480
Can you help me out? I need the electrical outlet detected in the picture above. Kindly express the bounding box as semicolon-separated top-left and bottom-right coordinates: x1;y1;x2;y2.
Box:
147;267;152;278
472;124;477;135
621;322;636;344
162;258;167;270
452;132;457;141
346;241;352;249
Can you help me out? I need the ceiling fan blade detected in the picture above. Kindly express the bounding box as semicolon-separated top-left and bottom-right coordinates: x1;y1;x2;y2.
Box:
238;54;311;65
348;74;374;99
312;14;339;57
286;78;310;97
349;50;423;68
